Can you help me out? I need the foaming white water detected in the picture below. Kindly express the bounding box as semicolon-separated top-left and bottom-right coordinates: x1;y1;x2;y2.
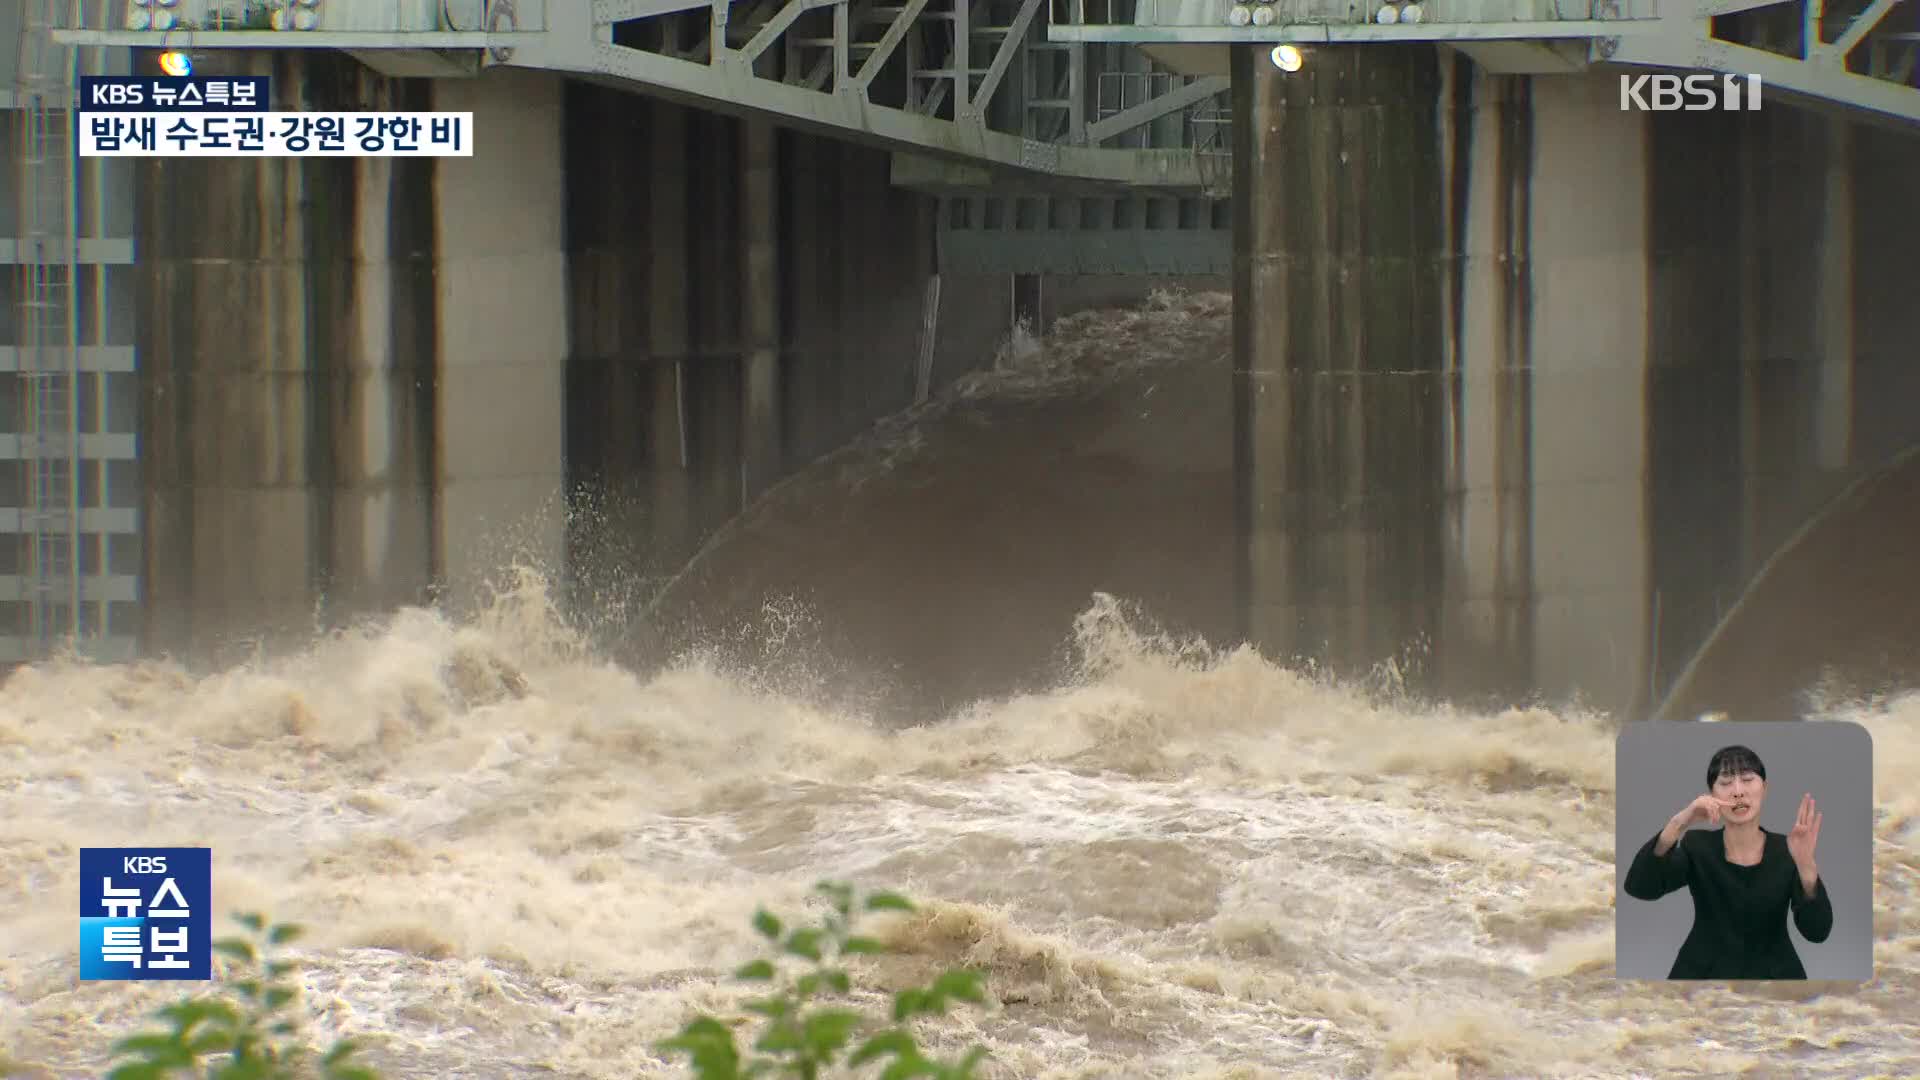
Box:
2;581;1917;1079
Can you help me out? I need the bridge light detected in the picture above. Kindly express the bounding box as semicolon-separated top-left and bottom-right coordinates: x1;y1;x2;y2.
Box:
1270;43;1304;71
1401;2;1425;20
158;50;192;77
1252;6;1275;25
1376;3;1399;22
1227;4;1253;25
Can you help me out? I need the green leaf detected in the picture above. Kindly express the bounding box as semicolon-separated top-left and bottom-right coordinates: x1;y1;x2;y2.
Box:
892;988;928;1022
321;1039;361;1066
212;939;257;966
783;929;824;962
820;968;851;994
264;960;298;979
159;998;239;1033
233;913;266;933
105;1065;167;1080
658;1017;745;1079
734;959;776;981
267;923;304;945
840;936;887;956
742;998;790;1020
863;892;915;913
751;909;783;942
108;1033;186;1059
752;1023;804;1054
262;987;298;1012
794;973;822;999
930;969;988;1005
849;1030;917;1067
187;1027;236;1056
800;1008;861;1055
879;1052;941;1080
326;1068;381;1080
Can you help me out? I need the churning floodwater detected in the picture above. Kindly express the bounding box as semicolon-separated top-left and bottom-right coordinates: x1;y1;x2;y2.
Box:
3;293;1919;1079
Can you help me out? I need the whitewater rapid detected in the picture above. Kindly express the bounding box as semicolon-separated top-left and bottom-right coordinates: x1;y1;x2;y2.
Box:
2;588;1916;1078
3;291;1918;1078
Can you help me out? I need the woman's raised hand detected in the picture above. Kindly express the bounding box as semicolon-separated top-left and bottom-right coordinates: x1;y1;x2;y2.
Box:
1674;793;1731;830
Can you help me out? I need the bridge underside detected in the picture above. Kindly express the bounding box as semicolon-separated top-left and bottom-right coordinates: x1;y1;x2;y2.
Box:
54;0;1920;176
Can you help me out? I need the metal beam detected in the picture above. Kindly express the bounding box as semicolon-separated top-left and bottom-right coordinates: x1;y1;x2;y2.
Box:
1048;20;1667;44
737;0;839;67
1828;0;1906;60
1085;75;1226;143
563;40;1205;183
853;0;931;90
595;0;714;20
50;29;542;48
966;0;1046;122
1695;0;1795;14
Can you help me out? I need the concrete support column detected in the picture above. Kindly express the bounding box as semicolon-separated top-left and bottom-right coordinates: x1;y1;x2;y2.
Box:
647;104;694;566
136;50;437;665
740;119;782;504
1231;43;1452;683
431;69;567;611
1522;73;1651;716
1812;119;1854;472
1449;70;1535;699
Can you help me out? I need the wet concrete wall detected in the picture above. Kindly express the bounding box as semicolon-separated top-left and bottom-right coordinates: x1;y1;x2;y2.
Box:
1231;44;1453;682
136;52;1147;666
136;50;441;664
1231;51;1920;719
562;83;1033;621
431;69;569;613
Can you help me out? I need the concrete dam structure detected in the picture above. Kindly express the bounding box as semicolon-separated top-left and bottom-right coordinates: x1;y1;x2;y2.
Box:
131;51;1036;666
22;2;1920;724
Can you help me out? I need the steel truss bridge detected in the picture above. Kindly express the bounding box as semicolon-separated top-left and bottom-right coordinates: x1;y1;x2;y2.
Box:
40;1;1920;276
49;1;1920;178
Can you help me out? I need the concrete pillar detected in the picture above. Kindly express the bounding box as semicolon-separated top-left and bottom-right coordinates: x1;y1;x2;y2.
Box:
431;68;568;610
647;104;694;568
1230;43;1452;683
740;118;782;504
1521;73;1653;716
1812;119;1853;472
136;51;437;664
1449;70;1536;698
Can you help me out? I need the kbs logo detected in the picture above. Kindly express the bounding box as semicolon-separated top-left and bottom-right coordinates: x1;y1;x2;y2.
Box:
1620;73;1764;111
87;82;145;107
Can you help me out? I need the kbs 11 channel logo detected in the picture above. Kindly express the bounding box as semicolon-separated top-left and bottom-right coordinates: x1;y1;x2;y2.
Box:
79;848;213;981
77;75;473;158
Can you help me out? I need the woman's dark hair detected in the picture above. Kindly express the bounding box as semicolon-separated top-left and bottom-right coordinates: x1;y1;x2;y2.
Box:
1706;745;1767;789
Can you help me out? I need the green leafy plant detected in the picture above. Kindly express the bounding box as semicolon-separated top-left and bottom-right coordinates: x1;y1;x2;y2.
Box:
106;912;375;1080
657;882;992;1079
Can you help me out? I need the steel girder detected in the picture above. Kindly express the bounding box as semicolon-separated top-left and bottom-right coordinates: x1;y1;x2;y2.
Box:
54;0;1235;188
53;1;1915;183
1053;0;1920;127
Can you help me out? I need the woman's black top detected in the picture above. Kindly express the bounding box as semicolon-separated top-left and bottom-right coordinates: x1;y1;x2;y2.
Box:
1624;826;1833;979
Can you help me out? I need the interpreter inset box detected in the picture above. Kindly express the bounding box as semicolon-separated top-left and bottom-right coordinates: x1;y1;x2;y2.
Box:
1615;721;1872;981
